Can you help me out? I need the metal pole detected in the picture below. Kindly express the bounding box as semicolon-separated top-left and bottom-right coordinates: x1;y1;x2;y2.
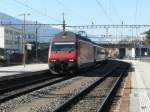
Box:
35;21;38;61
140;36;142;60
132;28;136;59
23;14;26;67
63;13;65;32
136;28;141;60
19;13;30;67
105;28;108;44
121;21;123;50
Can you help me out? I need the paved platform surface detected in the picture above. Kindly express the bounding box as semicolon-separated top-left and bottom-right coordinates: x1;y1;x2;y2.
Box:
129;60;150;112
0;63;49;78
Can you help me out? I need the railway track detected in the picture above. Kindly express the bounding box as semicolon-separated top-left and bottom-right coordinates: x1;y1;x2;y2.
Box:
0;61;107;103
53;62;129;112
0;72;76;103
0;60;129;112
97;63;129;112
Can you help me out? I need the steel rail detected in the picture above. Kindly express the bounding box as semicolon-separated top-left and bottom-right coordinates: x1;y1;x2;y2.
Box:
0;75;57;94
0;61;105;103
97;63;129;112
53;63;121;112
0;75;75;103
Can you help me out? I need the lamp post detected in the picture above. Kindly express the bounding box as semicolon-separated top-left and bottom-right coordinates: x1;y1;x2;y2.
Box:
19;13;31;67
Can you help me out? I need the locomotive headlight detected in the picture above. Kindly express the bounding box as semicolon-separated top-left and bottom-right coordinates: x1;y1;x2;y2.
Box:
69;59;74;62
51;59;56;62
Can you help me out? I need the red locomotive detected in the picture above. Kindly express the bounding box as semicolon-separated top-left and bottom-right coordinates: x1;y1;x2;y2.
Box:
48;31;107;74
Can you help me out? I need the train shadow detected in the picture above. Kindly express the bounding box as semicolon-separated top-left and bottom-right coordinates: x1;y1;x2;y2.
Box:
77;60;131;78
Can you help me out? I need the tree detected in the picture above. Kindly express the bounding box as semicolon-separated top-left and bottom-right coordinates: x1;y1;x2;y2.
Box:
144;29;150;44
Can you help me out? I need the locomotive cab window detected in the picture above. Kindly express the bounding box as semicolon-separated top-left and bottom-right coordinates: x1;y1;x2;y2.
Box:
51;42;75;51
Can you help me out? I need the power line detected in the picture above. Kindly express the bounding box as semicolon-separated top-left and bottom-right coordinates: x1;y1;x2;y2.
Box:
13;0;61;23
134;0;140;24
95;0;114;24
66;24;150;29
134;0;141;56
109;0;122;23
55;0;92;24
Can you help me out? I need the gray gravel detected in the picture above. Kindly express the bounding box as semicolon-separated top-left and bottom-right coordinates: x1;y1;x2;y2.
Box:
0;76;98;112
68;77;117;112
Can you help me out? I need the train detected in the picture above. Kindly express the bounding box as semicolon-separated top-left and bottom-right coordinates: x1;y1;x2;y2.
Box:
48;31;108;74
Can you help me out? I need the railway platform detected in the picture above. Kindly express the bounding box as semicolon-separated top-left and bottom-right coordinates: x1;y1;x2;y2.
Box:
129;60;150;112
0;63;49;79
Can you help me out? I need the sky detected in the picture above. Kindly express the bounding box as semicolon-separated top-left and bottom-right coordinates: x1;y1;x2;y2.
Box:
0;0;150;41
0;0;149;25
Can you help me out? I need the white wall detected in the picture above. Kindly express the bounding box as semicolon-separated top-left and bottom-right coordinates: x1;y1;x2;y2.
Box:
126;48;135;58
132;48;135;57
3;26;24;53
0;27;4;48
0;26;34;54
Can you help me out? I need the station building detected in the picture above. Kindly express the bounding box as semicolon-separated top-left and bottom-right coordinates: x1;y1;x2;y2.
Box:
0;25;34;62
0;26;22;53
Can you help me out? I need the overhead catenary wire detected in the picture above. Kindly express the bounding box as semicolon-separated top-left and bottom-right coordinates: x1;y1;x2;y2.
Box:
95;0;114;24
55;0;92;24
108;0;122;24
134;0;142;59
13;0;61;23
134;0;140;24
134;0;141;39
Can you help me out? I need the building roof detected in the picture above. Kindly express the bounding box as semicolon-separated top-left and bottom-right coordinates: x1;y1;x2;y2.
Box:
143;45;150;50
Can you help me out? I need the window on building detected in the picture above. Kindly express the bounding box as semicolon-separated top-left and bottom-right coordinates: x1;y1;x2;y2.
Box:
14;41;18;44
5;40;13;45
5;29;13;35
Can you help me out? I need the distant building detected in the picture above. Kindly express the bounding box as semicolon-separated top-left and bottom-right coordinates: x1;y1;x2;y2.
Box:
0;11;60;63
0;25;35;62
0;26;22;53
0;25;35;52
